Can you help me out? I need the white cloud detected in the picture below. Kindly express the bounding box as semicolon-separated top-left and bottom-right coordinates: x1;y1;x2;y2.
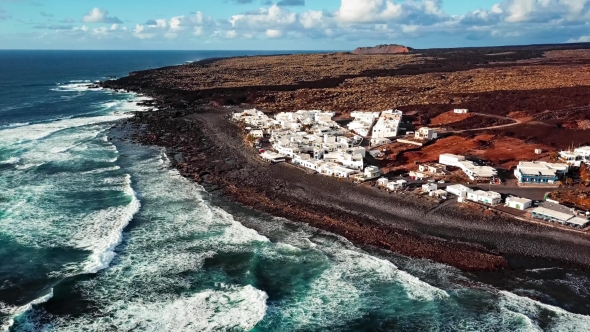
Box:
226;30;237;38
568;35;590;43
82;8;122;24
266;29;283;38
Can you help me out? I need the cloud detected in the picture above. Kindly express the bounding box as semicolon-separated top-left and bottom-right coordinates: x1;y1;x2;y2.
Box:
266;29;283;38
277;0;305;6
82;8;123;24
33;24;73;30
40;11;52;17
568;35;590;43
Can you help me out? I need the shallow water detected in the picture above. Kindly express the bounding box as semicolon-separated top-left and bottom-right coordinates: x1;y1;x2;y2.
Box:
1;51;590;331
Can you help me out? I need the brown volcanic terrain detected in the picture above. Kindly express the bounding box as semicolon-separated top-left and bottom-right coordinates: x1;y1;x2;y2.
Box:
352;44;411;55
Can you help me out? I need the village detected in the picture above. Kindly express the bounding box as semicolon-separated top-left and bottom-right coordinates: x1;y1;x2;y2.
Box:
230;108;590;230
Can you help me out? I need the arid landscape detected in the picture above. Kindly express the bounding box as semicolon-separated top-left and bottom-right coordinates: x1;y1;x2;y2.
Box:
102;43;590;271
106;43;590;174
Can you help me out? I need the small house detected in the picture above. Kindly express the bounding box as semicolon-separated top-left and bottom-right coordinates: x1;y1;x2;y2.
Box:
454;109;469;114
467;190;502;205
505;196;532;210
429;189;447;199
422;183;438;193
446;184;473;198
376;178;389;187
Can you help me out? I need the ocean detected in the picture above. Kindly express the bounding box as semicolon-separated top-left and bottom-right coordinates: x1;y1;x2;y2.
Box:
1;50;590;332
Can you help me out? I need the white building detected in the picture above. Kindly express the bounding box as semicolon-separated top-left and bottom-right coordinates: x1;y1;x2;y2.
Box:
415;127;438;141
376;178;389;187
505;196;532;210
446;184;473;197
467;190;502;205
454;109;469;114
260;151;286;163
371;109;402;143
439;154;497;181
348;111;380;137
387;180;407;191
418;163;447;175
422;183;438;193
559;146;590;167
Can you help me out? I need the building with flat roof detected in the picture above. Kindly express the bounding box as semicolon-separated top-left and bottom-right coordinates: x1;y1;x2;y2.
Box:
467;190;502;205
559;146;590;166
446;184;473;197
514;161;569;184
439;154;497;181
505;196;533;210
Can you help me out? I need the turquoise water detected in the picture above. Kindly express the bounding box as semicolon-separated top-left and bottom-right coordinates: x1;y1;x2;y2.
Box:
1;51;590;331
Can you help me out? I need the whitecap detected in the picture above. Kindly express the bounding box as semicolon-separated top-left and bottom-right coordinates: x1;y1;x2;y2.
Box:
0;289;53;332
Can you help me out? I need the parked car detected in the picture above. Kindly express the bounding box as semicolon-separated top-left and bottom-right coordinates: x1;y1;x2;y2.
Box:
427;179;435;183
438;180;445;184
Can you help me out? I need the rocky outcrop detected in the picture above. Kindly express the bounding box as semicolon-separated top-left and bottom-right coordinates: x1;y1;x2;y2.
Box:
352;44;411;55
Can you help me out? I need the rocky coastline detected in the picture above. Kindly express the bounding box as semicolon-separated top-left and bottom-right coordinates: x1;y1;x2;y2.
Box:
103;51;590;273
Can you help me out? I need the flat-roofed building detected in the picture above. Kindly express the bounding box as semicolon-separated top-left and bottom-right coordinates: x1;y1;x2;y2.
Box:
505;196;533;210
514;161;569;184
467;190;502;205
446;184;473;197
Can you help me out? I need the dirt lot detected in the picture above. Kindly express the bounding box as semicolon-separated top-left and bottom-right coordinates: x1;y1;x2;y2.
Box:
385;134;552;170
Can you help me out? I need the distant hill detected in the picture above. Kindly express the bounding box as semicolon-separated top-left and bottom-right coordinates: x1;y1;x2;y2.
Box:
352;44;412;55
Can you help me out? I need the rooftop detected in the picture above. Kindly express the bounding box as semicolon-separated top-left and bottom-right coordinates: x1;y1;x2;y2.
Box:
532;206;575;222
506;196;532;204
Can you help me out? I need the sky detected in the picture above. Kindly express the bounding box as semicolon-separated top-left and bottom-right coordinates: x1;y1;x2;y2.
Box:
0;0;589;50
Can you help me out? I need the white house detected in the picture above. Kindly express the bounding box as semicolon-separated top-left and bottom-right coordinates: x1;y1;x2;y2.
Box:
348;111;380;137
467;190;502;205
409;170;427;181
249;129;264;138
454;109;469;114
418;163;447;174
376;178;389;187
387;180;407;191
446;184;473;197
372;109;402;141
415;127;438;141
422;183;438;193
559;146;590;167
439;154;497;181
260;151;286;163
505;196;532;210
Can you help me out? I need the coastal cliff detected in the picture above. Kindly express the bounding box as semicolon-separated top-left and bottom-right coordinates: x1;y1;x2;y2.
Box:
352;44;411;55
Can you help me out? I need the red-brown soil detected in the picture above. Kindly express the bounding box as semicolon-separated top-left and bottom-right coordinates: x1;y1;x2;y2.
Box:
394;134;551;169
430;111;472;126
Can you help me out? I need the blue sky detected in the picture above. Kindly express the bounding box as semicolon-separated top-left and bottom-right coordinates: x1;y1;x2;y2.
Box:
0;0;588;50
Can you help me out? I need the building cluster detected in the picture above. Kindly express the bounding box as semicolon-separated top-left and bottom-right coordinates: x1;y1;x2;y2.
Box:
376;178;409;191
439;154;498;182
234;109;380;180
559;146;590;167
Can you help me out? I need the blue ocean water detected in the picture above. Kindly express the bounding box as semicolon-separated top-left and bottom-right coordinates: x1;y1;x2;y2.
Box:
1;50;590;331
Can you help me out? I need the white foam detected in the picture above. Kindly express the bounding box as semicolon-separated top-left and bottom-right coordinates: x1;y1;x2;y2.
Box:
0;157;20;165
76;179;141;274
50;286;267;332
498;290;590;331
0;289;53;332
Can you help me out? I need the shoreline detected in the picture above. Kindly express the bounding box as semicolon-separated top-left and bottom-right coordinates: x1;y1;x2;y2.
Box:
109;95;590;272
